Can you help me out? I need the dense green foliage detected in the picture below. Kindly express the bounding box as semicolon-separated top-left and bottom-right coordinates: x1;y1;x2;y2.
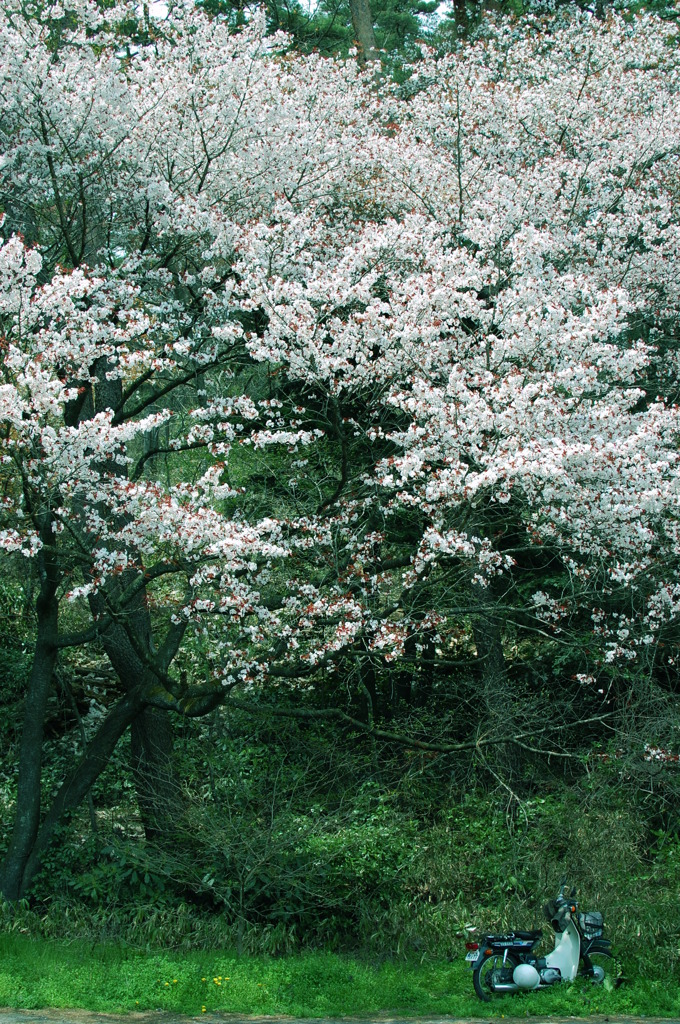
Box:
3;682;680;979
1;0;680;1004
2;404;680;966
4;932;680;1018
195;0;680;60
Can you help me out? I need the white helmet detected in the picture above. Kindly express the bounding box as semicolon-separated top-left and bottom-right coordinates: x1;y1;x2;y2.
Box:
513;963;540;990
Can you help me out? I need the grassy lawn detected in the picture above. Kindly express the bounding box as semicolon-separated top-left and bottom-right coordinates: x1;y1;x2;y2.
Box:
0;934;678;1018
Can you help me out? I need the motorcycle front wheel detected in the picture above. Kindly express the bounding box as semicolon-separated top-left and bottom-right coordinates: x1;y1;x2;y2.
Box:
473;952;519;1001
579;946;622;986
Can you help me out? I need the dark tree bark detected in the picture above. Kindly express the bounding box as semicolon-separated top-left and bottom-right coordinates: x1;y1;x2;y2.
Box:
0;618;186;900
0;544;60;901
349;0;378;63
470;579;518;781
16;689;147;897
87;361;186;843
131;706;185;843
1;363;187;900
452;0;469;38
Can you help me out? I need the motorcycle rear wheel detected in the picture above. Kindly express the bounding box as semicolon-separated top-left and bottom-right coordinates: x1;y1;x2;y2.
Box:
473;952;520;1001
579;946;622;986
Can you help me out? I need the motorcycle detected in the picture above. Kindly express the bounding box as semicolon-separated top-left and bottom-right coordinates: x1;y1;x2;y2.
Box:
465;882;620;1001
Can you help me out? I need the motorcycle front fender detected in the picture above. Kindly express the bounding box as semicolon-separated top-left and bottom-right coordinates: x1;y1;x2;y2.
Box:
545;920;581;981
581;936;611;954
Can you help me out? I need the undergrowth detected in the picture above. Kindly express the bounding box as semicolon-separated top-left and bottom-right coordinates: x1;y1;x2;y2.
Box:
1;933;679;1018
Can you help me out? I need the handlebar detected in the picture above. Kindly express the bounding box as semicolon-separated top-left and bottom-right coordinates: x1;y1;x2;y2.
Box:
544;882;578;928
556;881;577;902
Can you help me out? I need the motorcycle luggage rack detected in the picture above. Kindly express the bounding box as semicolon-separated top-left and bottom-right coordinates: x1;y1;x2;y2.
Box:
579;912;604;939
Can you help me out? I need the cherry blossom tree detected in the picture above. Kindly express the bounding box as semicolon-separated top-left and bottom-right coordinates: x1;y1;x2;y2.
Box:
228;11;680;723
0;0;385;898
376;16;680;688
1;0;679;898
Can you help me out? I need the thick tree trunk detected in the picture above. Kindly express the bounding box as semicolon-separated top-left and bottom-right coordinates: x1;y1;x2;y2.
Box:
470;579;518;781
131;707;185;843
87;362;185;844
349;0;378;63
0;626;182;900
0;549;59;900
17;690;146;897
84;600;186;841
452;0;469;38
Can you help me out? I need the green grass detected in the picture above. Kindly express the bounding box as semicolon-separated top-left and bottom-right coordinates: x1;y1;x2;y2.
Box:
0;934;678;1018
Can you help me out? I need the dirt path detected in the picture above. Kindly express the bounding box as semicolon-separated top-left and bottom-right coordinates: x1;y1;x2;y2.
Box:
0;1012;677;1024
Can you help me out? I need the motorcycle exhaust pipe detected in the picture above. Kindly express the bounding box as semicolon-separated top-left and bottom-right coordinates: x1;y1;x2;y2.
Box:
492;983;519;992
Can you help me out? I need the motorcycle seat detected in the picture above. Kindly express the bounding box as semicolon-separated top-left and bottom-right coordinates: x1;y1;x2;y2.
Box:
485;929;543;943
